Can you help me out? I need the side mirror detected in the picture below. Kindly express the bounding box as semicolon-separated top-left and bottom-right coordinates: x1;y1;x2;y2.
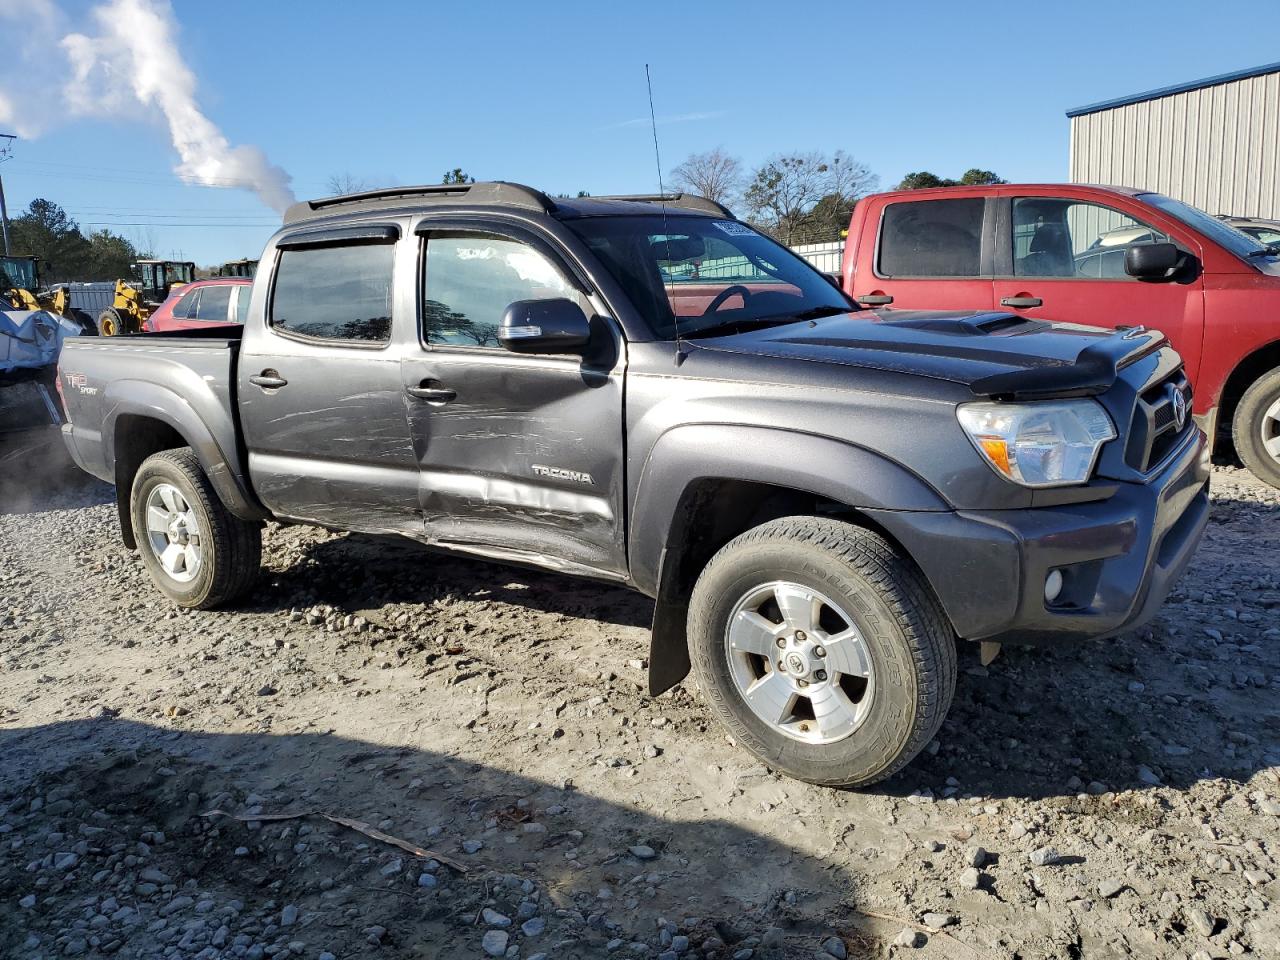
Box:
1124;242;1180;281
499;298;591;354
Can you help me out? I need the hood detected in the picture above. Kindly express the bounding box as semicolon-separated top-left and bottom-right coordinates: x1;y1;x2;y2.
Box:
694;308;1168;399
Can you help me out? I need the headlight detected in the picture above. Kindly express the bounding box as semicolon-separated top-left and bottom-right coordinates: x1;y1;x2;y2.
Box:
956;399;1116;487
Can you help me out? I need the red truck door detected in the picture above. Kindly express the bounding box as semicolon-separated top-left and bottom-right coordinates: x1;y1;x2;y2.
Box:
992;193;1206;382
847;195;995;312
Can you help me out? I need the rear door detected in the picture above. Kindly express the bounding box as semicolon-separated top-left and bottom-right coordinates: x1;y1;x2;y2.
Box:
855;196;996;311
238;225;422;533
401;219;627;578
992;193;1207;380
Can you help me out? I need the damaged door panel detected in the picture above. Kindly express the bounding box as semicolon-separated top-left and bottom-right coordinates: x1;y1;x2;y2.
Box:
407;226;627;578
238;232;422;533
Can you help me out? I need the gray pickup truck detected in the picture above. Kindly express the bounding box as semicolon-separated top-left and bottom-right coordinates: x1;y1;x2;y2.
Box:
58;182;1210;786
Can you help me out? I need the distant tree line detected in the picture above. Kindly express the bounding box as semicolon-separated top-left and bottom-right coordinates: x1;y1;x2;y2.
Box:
669;150;1006;244
8;199;147;284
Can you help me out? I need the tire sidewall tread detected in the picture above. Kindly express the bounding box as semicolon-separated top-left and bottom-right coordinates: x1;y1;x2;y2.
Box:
129;447;260;609
687;516;956;788
1232;368;1280;489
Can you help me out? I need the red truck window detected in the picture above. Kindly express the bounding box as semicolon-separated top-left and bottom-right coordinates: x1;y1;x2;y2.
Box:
1012;198;1168;279
878;198;984;277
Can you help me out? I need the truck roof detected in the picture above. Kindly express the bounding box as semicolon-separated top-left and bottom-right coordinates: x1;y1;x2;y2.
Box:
866;183;1153;202
282;182;734;226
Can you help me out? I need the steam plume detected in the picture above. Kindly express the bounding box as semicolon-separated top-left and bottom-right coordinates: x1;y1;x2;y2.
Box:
60;0;295;211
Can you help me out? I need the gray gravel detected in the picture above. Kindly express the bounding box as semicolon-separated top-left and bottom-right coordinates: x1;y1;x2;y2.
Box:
0;465;1277;958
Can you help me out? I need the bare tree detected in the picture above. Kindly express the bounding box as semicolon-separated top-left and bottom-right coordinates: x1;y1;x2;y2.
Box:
326;172;373;196
670;148;743;206
744;151;879;244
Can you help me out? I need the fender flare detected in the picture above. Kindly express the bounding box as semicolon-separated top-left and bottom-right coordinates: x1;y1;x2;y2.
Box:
629;424;950;695
104;380;266;523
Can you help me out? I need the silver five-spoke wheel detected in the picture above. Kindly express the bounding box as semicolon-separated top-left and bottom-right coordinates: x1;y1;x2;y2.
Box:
725;580;875;744
144;482;203;583
1262;396;1280;465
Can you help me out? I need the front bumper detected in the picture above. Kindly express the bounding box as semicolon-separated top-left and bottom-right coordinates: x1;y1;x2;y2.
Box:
867;427;1210;645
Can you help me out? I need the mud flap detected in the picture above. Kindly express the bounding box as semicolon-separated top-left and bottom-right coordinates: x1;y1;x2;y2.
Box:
648;547;691;695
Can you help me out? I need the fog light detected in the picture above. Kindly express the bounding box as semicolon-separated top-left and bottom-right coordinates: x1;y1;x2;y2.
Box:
1044;569;1064;603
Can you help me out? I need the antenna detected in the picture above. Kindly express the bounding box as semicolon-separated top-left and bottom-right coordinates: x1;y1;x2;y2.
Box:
645;65;683;364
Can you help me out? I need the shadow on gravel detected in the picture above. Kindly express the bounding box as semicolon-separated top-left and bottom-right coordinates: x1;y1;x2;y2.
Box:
0;717;862;959
260;530;655;630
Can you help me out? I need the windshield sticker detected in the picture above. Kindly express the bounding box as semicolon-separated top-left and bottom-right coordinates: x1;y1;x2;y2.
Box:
712;220;754;237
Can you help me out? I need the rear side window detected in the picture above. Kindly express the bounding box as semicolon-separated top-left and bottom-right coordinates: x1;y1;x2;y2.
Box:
271;243;394;343
878;198;984;277
194;284;232;321
232;285;251;323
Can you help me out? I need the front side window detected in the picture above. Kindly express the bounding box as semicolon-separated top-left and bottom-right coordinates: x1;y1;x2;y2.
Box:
422;233;579;348
1013;198;1168;279
878;198;984;277
171;288;199;319
567;215;849;340
271;243;394;343
194;285;233;322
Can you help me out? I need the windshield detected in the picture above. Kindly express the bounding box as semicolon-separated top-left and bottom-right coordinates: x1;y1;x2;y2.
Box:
566;215;852;339
1139;193;1277;261
0;257;37;291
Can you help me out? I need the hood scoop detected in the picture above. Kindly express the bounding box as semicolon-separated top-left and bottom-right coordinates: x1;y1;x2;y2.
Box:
881;311;1051;336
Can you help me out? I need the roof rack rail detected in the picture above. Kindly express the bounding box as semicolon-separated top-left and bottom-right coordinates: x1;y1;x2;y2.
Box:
590;193;735;219
283;181;557;225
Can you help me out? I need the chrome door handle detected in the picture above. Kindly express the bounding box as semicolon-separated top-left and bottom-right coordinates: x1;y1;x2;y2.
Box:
406;384;457;403
1000;296;1043;308
249;371;288;389
856;294;894;305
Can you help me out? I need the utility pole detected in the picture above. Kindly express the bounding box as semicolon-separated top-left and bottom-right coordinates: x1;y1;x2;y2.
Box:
0;134;14;256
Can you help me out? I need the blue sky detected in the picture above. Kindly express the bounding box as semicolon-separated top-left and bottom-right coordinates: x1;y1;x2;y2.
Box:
3;0;1277;265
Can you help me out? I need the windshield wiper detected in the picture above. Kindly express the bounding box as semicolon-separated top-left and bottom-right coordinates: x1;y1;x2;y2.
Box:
683;304;851;339
1246;244;1280;258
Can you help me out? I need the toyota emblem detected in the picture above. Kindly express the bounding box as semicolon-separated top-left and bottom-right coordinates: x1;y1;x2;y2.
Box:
1170;386;1187;430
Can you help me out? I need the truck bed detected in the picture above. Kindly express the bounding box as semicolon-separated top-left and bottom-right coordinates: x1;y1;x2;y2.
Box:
57;328;248;504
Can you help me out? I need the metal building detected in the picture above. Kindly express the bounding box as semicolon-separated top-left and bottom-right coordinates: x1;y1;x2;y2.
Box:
1067;62;1280;219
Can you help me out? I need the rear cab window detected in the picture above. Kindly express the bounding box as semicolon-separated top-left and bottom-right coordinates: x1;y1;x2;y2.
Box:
878;198;985;277
270;242;395;344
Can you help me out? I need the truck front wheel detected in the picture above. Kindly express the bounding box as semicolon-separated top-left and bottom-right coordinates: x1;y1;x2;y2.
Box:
129;448;261;609
1232;367;1280;489
687;517;956;787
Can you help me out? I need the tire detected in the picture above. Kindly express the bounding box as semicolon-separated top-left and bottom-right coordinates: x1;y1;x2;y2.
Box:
97;308;128;336
129;447;261;609
1232;368;1280;490
687;516;956;787
69;309;98;335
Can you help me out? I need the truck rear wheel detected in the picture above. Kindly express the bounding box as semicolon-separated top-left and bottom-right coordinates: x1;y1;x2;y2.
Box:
1232;367;1280;490
129;448;261;609
687;516;956;787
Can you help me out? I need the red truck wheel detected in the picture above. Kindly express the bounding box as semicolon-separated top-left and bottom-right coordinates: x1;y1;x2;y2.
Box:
1232;368;1280;490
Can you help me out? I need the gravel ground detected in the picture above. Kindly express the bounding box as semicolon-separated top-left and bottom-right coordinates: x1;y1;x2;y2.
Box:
0;461;1277;959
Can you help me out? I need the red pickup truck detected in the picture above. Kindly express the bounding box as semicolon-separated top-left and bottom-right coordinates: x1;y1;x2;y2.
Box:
842;184;1280;487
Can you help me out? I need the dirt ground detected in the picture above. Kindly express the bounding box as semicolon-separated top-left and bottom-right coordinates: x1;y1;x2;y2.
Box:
1;463;1277;960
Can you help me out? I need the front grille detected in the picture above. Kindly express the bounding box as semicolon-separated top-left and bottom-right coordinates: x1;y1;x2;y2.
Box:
1124;369;1193;473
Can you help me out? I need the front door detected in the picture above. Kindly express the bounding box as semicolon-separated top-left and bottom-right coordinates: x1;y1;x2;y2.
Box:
402;224;627;579
993;195;1207;382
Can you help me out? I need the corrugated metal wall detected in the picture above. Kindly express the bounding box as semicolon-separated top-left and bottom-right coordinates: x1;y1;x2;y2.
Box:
1069;69;1280;219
